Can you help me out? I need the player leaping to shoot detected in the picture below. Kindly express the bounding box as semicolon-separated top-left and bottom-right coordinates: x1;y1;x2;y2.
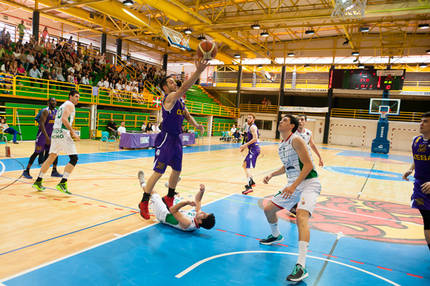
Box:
138;59;209;220
138;171;215;231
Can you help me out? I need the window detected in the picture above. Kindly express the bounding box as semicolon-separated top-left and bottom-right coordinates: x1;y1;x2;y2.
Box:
255;120;273;130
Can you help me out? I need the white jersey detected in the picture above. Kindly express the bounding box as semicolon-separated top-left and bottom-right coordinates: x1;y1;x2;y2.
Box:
295;128;312;145
53;100;75;133
278;134;318;184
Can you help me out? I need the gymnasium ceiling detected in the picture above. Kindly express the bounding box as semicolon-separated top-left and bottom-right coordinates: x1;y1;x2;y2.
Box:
0;0;429;64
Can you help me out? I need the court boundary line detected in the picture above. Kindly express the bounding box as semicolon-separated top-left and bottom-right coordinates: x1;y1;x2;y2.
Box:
174;250;400;286
0;193;234;283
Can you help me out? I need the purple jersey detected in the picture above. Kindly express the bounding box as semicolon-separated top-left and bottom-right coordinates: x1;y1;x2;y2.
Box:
37;107;56;137
411;135;430;210
246;123;260;150
161;96;185;135
34;107;56;153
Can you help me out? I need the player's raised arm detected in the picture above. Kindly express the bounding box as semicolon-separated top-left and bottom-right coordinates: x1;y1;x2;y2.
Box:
194;184;205;212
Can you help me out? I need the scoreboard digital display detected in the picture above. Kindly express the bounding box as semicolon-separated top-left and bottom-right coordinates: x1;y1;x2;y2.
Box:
329;69;405;90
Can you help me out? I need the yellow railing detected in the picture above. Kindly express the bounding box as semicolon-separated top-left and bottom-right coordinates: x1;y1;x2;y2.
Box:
239;104;278;114
331;108;424;122
0;72;239;118
212;122;235;133
4;106;90;127
115;55;137;79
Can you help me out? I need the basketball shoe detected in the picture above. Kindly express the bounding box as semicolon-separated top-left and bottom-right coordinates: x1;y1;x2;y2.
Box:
286;264;308;282
259;234;284;245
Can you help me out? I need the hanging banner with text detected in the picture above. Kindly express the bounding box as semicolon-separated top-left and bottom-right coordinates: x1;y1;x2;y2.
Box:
279;106;329;113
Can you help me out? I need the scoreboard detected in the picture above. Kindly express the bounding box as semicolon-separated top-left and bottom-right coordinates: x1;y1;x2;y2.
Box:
329;69;405;90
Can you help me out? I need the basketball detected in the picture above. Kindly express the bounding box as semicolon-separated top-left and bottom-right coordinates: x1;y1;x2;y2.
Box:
197;40;217;60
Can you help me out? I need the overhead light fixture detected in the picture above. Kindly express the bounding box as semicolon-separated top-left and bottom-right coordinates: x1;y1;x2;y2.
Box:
343;38;349;45
184;28;192;35
358;64;365;68
360;27;369;32
419;63;427;68
287;52;295;57
123;0;134;6
305;29;315;35
251;24;260;30
351;51;359;56
228;90;237;93
304;64;310;67
233;54;241;59
260;31;269;37
197;34;206;40
418;24;429;29
426;49;430;54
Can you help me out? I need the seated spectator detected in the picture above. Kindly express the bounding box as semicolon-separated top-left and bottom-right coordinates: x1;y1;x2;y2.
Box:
0;117;20;144
141;122;146;132
117;121;126;136
230;124;237;134
29;64;42;79
153;123;161;133
17;63;26;76
145;122;153;133
106;119;117;138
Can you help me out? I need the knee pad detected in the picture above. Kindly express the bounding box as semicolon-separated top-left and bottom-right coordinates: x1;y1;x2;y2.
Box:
69;154;78;166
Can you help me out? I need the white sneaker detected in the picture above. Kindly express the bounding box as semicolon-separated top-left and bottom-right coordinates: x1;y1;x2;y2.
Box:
138;171;146;188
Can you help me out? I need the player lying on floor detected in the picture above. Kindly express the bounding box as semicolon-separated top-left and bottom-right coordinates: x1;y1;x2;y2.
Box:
138;171;215;231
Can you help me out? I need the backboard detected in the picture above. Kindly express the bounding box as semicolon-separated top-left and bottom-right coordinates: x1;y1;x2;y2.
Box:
161;26;191;51
369;98;401;116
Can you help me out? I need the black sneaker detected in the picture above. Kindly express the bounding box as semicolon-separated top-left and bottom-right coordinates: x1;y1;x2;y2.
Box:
51;170;63;177
286;264;308;282
259;234;284;245
249;178;256;187
22;170;33;179
242;185;253;195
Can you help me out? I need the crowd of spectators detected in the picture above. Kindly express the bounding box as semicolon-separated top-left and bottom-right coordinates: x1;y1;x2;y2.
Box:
0;25;165;98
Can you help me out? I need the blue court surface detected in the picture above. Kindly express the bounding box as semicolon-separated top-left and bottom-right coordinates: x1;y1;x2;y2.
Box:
2;194;428;286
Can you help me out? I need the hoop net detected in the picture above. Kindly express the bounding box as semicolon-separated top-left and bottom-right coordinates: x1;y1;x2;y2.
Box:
161;26;191;51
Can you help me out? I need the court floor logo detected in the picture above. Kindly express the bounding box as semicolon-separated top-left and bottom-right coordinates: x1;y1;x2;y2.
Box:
260;195;425;245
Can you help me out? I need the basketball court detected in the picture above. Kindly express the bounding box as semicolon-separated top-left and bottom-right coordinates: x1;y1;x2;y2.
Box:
0;135;428;285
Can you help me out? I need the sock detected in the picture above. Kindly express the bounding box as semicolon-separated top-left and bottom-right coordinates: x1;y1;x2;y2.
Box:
36;172;46;182
62;172;70;179
270;222;280;237
167;187;175;197
297;241;309;268
142;192;151;202
247;177;252;185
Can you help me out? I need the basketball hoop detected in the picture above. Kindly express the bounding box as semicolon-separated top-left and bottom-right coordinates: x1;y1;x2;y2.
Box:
161;26;191;51
380;111;388;119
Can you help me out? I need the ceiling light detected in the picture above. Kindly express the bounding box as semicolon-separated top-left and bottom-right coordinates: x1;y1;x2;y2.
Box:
197;34;206;40
419;63;427;68
305;29;315;35
351;51;359;56
418;24;429;29
260;31;269;37
360;27;369;32
304;64;310;67
228;90;237;93
251;24;260;30
426;49;430;54
123;0;134;6
358;64;365;68
233;54;241;59
287;52;295;57
184;28;192;35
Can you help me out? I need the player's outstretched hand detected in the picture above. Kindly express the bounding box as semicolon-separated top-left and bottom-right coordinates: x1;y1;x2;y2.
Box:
195;59;209;72
422;182;430;194
197;124;205;134
402;169;413;181
263;175;272;184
